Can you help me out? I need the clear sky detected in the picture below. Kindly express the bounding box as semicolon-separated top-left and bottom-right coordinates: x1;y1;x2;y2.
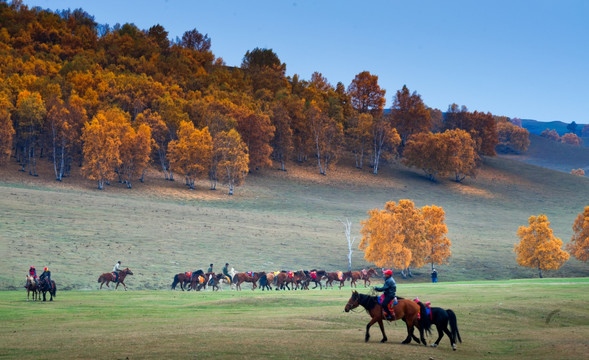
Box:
22;0;589;123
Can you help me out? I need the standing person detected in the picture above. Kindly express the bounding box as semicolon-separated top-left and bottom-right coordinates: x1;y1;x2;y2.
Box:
431;268;438;283
207;263;214;273
28;266;38;286
39;267;51;289
113;261;121;283
374;269;397;320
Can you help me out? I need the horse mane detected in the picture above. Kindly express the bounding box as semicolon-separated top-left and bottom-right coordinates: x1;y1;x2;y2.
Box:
356;292;379;311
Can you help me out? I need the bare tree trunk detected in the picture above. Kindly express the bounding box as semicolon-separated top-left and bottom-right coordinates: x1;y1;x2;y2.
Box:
340;218;356;271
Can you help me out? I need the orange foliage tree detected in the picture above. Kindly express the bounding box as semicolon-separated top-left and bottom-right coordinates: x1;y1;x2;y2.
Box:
403;129;478;182
81;108;126;190
514;214;570;278
347;112;373;169
444;104;498;156
390;85;431;146
347;71;386;116
360;199;451;277
566;206;589;262
269;100;293;171
306;101;344;175
215;129;249;195
234;107;274;170
119;123;153;188
422;205;452;270
496;120;530;153
46;100;72;181
16;90;46;175
168;121;213;190
540;129;560;141
560;133;582;146
0;92;15;164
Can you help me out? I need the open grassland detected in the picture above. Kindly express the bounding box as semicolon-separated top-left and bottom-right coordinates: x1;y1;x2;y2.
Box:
1;280;588;360
1;137;589;290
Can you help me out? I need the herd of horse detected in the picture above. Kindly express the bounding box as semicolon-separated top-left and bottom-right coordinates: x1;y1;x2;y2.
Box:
169;268;380;292
24;266;461;350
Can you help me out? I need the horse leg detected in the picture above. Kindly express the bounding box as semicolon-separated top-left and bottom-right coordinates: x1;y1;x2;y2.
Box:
409;322;421;344
442;325;454;349
401;321;414;344
365;318;377;342
377;319;388;343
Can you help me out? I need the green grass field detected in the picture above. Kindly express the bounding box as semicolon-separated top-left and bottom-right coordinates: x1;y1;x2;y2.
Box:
1;147;589;290
1;279;588;360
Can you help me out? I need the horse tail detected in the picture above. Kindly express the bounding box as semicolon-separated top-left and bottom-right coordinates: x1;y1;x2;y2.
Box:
232;274;238;284
447;309;462;343
52;281;57;297
417;302;432;335
171;274;179;290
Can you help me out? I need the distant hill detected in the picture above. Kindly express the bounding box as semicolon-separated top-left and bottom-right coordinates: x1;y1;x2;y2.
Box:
521;118;587;136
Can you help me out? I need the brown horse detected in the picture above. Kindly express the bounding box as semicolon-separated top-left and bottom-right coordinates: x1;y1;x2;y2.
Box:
360;268;378;287
344;291;426;345
98;268;133;290
25;275;38;301
325;271;346;289
188;270;206;291
232;272;264;291
343;271;362;288
171;272;192;291
259;272;275;290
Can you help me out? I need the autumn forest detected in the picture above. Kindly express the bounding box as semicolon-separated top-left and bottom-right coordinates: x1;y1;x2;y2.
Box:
0;1;538;197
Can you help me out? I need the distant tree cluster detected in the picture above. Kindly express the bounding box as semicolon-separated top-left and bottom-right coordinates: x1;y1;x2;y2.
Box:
0;1;514;192
540;127;583;146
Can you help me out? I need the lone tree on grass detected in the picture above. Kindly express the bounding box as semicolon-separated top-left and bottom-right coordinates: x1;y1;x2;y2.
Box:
514;214;569;278
359;199;451;278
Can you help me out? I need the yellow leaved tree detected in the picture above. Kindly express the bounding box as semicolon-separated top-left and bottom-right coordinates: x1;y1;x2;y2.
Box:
215;129;249;195
168;121;213;190
422;205;451;270
81;108;126;190
0;92;15;164
514;214;570;278
566;206;589;262
359;199;451;278
119;123;153;188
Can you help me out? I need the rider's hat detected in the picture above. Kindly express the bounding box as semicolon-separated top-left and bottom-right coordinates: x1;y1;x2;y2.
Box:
43;267;48;271
30;266;35;269
383;269;393;276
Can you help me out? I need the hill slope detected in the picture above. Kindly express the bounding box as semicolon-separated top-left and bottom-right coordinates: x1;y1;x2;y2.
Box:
1;149;588;290
499;134;589;173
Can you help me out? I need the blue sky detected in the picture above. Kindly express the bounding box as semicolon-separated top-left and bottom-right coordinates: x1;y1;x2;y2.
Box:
22;0;589;124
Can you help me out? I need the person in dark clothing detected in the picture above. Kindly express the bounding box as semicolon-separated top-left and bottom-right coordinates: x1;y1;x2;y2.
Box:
39;267;51;289
374;269;397;320
222;263;230;277
431;268;438;283
207;264;214;273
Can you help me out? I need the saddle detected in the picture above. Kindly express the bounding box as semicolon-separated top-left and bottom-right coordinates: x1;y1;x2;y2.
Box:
337;271;343;281
310;271;317;280
287;271;294;279
378;294;397;320
248;271;254;277
111;272;118;281
185;271;192;278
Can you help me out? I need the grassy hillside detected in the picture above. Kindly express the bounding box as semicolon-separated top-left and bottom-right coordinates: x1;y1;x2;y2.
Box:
1;145;588;290
1;279;588;359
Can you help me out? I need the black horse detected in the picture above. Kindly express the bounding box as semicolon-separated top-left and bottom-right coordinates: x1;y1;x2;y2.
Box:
417;301;462;350
38;279;56;301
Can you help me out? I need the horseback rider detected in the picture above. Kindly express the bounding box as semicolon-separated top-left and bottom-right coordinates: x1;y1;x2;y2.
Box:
39;267;51;289
28;266;38;286
374;269;397;320
113;261;121;282
222;263;231;283
207;263;214;273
